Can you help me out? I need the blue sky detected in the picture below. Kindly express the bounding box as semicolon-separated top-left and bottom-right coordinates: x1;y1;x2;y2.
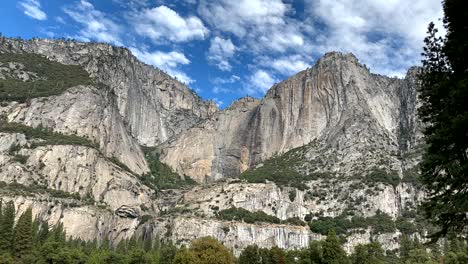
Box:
1;0;443;108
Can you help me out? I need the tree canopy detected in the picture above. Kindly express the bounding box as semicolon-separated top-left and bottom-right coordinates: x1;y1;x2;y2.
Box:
418;0;468;239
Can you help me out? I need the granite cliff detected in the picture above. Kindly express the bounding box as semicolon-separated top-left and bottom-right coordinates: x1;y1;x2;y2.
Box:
0;37;425;255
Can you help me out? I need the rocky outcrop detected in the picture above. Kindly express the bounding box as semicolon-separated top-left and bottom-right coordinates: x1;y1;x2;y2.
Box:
0;37;426;254
1;38;217;147
162;53;421;183
1;85;149;175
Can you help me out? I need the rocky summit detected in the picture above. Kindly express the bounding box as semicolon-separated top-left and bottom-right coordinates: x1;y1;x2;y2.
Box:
0;37;425;255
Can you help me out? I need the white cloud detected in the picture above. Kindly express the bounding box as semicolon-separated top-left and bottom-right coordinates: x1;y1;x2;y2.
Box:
19;0;47;20
199;0;288;37
212;98;224;107
198;0;305;54
132;5;209;43
63;0;122;46
207;37;236;71
269;55;311;76
247;70;277;95
212;75;240;85
130;48;194;84
305;0;444;75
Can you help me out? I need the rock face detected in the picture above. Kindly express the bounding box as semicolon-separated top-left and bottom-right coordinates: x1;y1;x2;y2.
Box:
1;38;217;148
0;37;425;255
162;53;421;183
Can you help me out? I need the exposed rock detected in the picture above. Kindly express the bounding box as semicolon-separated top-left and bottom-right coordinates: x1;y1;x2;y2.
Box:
1;38;217;147
115;205;140;219
162;53;421;183
0;37;427;255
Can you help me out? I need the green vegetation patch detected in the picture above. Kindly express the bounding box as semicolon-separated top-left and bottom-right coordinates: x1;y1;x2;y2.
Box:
141;146;196;190
0;52;93;102
0;121;98;149
217;207;281;224
308;211;396;235
365;167;401;188
240;145;330;190
0;181;81;200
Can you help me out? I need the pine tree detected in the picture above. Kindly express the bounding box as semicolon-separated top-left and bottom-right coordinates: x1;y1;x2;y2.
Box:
14;207;33;257
238;245;261;264
351;242;385;264
419;0;468;239
321;230;349;264
0;201;15;253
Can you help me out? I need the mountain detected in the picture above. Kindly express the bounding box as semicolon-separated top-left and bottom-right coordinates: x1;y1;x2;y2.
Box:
0;37;425;255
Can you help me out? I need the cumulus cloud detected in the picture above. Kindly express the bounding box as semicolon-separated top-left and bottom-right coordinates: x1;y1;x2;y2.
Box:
207;37;236;71
63;0;122;45
212;97;224;107
132;5;209;44
269;55;311;76
130;48;194;84
19;0;47;20
305;0;443;76
247;70;277;95
198;0;305;54
211;75;240;85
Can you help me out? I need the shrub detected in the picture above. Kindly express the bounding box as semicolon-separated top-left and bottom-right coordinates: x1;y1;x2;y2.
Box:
0;53;93;102
140;146;196;191
289;189;297;202
217;207;280;224
0;121;97;149
240;145;329;190
308;211;396;235
366;167;401;188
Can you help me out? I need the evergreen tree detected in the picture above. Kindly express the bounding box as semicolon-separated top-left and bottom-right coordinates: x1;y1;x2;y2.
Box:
173;237;235;264
351;242;385;264
309;240;323;264
321;230;349;264
0;201;15;253
238;245;262;264
418;0;468;239
160;241;177;264
13;207;33;258
269;246;286;264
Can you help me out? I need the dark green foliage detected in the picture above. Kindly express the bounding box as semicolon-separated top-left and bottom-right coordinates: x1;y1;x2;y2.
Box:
282;217;307;226
141;146;196;191
173;237;235;264
321;230;350;264
308;211;396;236
289;189;297;202
365;167;401;188
240;146;325;190
0;181;81;200
13;207;33;258
0;201;15;252
0;52;93;102
418;0;468;239
0;121;98;149
395;217;416;235
217;207;281;224
239;245;262;264
351;242;385;264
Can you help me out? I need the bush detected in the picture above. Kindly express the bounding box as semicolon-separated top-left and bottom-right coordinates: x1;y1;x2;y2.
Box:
282;217;307;226
0;121;97;149
240;145;329;190
0;181;81;200
217;207;280;224
0;53;93;102
140;146;196;191
308;211;396;235
366;167;401;188
289;189;297;202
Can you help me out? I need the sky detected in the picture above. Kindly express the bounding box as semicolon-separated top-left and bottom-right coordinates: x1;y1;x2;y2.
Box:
1;0;444;108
